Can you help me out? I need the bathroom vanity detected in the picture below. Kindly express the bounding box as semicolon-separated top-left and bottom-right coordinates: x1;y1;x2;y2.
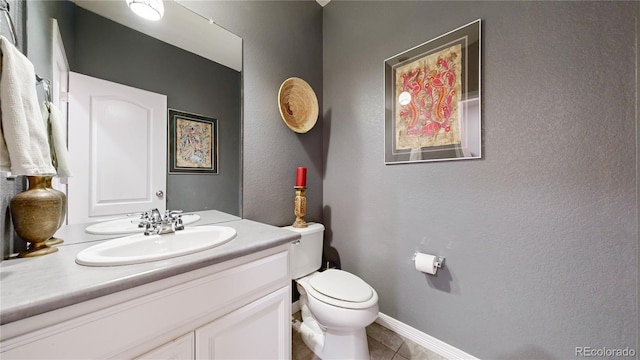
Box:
0;211;299;359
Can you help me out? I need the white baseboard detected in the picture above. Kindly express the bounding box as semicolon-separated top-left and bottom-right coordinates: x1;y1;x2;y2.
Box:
292;301;476;360
376;312;478;360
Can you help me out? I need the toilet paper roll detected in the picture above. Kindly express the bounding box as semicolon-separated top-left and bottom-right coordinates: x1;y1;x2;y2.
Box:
414;253;438;275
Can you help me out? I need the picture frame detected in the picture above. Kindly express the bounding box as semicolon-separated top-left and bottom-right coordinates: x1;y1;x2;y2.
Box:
168;109;218;174
384;19;481;164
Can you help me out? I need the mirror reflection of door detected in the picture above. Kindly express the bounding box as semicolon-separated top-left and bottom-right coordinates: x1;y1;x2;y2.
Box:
67;72;167;225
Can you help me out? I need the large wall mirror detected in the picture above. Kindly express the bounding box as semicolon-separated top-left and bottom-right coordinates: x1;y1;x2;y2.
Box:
26;0;243;222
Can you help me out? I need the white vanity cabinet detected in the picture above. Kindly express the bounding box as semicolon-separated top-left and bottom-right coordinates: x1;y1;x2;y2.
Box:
194;286;289;359
0;245;291;360
137;333;195;360
136;287;290;360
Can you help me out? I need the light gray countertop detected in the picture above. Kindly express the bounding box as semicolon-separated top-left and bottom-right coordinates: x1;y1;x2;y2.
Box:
0;211;299;325
52;209;241;245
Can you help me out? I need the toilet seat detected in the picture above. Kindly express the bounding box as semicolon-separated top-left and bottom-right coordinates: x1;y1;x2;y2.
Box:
304;269;378;310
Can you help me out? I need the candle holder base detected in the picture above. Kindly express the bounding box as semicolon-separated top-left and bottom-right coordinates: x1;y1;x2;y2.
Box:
292;217;308;228
292;186;308;228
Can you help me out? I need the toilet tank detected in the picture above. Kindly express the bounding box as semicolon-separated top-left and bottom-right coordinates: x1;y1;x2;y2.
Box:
283;223;325;279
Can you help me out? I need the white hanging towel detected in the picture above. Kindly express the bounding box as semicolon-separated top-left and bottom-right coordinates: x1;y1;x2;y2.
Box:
41;101;72;178
0;36;55;175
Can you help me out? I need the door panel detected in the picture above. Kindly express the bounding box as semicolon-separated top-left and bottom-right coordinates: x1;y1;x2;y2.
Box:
195;287;290;360
68;72;167;224
136;333;195;360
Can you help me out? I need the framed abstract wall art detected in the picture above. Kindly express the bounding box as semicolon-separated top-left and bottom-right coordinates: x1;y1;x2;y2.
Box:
168;109;218;174
384;19;481;164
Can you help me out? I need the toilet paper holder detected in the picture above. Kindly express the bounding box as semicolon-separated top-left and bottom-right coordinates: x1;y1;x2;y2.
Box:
412;252;445;268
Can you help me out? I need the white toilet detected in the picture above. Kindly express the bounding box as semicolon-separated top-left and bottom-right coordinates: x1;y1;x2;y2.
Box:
286;223;379;360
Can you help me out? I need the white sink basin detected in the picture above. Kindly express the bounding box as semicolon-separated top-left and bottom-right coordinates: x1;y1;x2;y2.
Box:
85;214;201;235
76;225;237;266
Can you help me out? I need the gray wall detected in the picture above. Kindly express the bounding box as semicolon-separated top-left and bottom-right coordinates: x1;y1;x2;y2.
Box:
26;0;75;82
323;1;637;359
209;1;324;226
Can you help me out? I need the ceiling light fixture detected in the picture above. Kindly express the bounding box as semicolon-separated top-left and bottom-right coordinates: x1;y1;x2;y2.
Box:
126;0;164;21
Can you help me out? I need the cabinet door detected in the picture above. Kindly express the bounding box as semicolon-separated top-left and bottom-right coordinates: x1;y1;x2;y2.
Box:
195;287;290;360
136;332;195;360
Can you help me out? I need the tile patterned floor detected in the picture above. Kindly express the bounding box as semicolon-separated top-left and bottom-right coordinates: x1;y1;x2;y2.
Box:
292;312;447;360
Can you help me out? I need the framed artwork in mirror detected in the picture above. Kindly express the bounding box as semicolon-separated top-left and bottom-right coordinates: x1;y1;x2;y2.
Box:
384;19;481;164
168;109;218;174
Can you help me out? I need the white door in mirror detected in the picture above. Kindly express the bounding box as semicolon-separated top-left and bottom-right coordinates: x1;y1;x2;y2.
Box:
76;225;236;266
67;72;167;225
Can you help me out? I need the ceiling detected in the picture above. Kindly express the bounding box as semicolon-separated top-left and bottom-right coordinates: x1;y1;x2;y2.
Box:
72;0;243;71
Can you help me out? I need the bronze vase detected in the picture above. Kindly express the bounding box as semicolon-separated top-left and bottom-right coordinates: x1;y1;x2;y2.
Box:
10;176;62;257
44;176;66;246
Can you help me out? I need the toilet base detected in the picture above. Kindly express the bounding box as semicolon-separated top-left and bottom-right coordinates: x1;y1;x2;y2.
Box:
298;302;371;360
299;320;370;360
321;328;370;360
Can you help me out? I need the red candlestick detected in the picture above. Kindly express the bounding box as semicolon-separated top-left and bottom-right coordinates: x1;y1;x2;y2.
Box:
295;167;307;187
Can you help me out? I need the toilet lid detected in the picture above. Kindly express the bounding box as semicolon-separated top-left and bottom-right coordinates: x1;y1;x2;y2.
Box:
309;269;373;303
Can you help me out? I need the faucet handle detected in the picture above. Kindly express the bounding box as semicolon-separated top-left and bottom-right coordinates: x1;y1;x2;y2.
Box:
125;212;145;227
150;208;162;221
142;222;156;235
165;210;185;231
165;209;183;217
174;216;185;231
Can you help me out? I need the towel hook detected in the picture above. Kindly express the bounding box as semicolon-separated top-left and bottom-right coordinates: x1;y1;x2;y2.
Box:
0;0;17;46
36;75;52;104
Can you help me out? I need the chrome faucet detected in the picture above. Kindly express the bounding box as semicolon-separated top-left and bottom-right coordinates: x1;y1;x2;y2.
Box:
138;209;185;235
